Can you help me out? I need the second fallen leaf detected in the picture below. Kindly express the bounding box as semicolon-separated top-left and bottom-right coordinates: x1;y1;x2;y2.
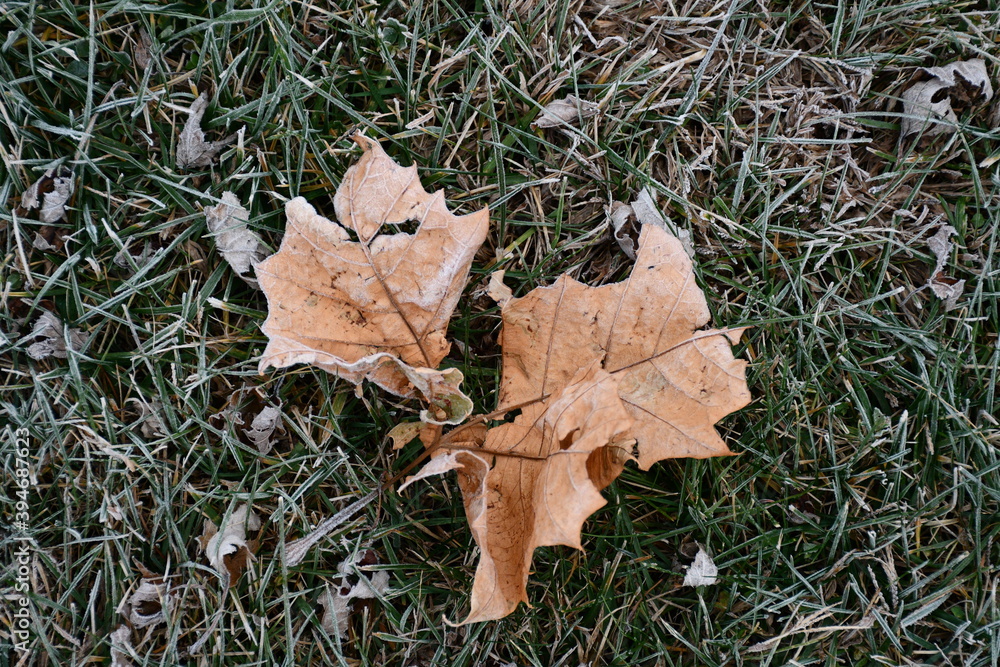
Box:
415;223;751;623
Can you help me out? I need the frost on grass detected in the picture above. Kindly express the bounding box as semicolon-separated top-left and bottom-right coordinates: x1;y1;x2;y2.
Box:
683;545;719;586
21;167;74;223
318;551;390;638
23;311;86;360
198;504;260;585
926;225;965;311
176;94;239;169
204;191;266;287
532;95;599;128
900;58;994;141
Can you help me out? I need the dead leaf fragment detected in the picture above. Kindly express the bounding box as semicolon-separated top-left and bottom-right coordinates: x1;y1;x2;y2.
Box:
533;95;599;128
611;189;695;260
109;625;134;667
683;545;719;586
124;567;176;628
609;201;637;259
318;551;391;637
21;167;74;223
900;59;993;140
245;406;283;455
926;225;965;311
387;421;426;450
199;504;260;585
133;29;152;70
128;397;166;439
113;241;156;273
486;270;514;307
413;225;749;623
176;94;239;169
204;191;266;287
257;135;490;424
23;311;86;360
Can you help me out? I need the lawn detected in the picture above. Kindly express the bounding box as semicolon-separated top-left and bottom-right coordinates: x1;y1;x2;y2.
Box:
1;1;999;665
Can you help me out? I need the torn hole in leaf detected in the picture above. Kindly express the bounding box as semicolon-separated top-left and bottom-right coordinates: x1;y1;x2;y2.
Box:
586;444;631;491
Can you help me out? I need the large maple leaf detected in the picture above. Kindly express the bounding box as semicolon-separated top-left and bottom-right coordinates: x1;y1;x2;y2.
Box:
257;135;489;424
416;223;751;623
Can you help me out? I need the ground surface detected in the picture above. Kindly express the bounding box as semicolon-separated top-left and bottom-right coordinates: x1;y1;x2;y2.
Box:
1;1;999;666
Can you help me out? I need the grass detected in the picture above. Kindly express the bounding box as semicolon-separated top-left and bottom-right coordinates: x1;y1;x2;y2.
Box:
1;0;999;665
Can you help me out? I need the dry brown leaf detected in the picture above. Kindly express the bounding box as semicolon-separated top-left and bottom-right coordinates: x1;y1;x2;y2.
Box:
900;58;994;140
413;224;750;623
21;167;74;223
257;134;490;424
23;311;86;360
926;225;965;310
198;504;260;585
176;94;239;169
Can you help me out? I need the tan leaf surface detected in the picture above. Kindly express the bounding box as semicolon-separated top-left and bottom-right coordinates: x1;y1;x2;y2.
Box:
419;224;750;623
257;135;489;424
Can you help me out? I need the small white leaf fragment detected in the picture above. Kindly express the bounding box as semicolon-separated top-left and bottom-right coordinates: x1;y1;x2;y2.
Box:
204;191;267;287
32;232;59;251
533;95;599;128
318;551;391;638
21;167;74;223
926;225;965;311
23;311;86;360
245;405;283;455
486;270;514;307
199;504;260;585
109;625;134;667
900;59;994;140
683;545;719;587
176;94;239;169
